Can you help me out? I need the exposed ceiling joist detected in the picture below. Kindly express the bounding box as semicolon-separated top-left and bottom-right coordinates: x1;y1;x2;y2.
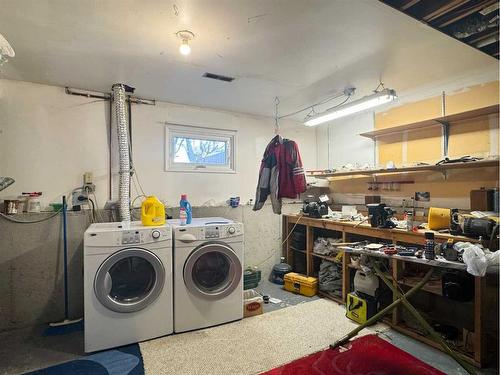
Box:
380;0;499;59
422;0;471;22
437;0;497;27
475;33;500;48
468;29;500;45
401;0;422;10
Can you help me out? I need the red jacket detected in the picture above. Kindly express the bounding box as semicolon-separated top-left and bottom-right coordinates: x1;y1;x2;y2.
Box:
278;140;306;199
253;136;306;214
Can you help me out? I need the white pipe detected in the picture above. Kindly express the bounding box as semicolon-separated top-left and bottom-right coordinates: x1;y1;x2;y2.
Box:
112;84;131;222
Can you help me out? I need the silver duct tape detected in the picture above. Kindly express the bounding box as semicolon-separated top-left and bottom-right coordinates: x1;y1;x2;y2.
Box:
112;84;131;222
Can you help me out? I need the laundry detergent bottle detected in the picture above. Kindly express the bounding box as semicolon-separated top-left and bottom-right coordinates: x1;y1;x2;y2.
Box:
179;194;192;224
141;196;165;226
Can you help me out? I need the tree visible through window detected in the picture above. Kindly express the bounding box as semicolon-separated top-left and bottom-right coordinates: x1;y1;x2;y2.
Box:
166;124;235;173
173;137;228;165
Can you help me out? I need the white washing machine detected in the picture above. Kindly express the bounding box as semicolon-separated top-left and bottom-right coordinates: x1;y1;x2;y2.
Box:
170;217;244;333
84;221;173;352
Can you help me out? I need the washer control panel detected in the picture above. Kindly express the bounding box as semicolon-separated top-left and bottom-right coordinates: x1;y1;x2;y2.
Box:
119;227;171;245
84;222;171;248
202;223;243;240
122;230;141;245
205;226;220;239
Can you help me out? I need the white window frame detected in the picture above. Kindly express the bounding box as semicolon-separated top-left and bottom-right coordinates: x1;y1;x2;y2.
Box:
165;123;236;173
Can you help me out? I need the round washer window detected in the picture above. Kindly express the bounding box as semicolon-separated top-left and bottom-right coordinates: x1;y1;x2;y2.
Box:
94;248;165;313
108;256;156;303
192;251;231;292
184;242;242;301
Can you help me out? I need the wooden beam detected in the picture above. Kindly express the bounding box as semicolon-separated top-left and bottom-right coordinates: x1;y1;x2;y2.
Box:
468;29;499;45
422;0;471;22
401;0;422;10
437;0;497;27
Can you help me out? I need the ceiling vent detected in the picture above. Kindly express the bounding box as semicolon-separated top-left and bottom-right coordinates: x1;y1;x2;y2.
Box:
202;72;235;82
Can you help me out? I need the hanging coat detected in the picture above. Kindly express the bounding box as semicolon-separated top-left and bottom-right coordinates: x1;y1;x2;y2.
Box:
253;136;307;214
253;135;282;214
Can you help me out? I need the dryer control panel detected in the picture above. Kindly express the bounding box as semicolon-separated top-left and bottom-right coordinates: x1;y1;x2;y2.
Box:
204;223;243;239
121;228;170;245
84;223;171;248
175;222;243;243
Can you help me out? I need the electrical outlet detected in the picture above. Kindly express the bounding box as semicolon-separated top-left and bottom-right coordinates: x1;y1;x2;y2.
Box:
84;183;96;193
72;190;88;207
83;172;93;185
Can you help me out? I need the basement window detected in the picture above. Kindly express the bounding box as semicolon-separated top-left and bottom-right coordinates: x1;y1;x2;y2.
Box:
165;124;236;173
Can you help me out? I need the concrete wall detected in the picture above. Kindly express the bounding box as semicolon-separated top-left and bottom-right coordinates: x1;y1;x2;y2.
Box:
0;203;302;332
0;79;317;207
0;78;311;331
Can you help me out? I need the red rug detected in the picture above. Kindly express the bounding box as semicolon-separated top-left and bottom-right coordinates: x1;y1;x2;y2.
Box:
262;334;445;375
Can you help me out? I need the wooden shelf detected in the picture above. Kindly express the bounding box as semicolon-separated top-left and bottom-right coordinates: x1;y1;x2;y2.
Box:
290;246;306;254
398;276;443;296
318;290;343;304
282;214;490;367
306;158;499;178
311;252;342;263
360;105;499;140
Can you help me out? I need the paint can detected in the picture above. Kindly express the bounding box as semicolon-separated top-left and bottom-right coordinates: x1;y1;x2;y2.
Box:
4;199;20;215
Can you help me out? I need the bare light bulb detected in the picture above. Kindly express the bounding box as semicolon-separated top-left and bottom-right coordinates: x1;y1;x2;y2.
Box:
179;40;191;56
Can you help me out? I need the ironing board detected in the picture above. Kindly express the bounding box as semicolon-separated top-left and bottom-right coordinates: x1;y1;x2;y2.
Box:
330;246;489;375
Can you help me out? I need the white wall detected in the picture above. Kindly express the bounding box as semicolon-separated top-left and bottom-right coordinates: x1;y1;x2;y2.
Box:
314;112;375;170
328;112;375;169
0;79;317;208
0;79;110;205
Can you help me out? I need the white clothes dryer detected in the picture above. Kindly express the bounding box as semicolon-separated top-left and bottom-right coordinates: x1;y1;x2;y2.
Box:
170;218;243;333
84;221;173;352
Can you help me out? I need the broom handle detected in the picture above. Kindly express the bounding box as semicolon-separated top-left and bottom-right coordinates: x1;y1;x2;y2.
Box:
62;195;69;320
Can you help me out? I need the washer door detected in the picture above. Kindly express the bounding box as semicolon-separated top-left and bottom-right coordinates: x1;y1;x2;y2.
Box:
94;248;165;313
184;242;242;301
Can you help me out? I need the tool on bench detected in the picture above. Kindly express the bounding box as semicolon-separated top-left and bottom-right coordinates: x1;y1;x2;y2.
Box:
367;203;396;229
346;270;380;324
302;195;329;218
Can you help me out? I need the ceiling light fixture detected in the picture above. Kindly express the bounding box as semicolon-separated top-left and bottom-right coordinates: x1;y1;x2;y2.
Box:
0;33;15;66
304;88;397;127
176;30;195;56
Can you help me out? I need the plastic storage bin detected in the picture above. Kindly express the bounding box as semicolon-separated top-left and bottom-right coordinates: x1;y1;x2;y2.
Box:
243;289;263;318
284;273;318;297
243;267;261;290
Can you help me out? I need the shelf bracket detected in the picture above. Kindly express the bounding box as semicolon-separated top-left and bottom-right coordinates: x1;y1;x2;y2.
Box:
438;120;450;158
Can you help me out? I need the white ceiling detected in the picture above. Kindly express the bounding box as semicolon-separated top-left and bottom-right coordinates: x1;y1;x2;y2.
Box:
0;0;498;119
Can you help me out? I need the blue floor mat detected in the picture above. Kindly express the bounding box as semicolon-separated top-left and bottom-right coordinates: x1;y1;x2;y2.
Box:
25;344;144;375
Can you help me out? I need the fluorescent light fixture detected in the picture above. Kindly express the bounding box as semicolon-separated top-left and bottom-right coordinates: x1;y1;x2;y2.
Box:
304;88;397;126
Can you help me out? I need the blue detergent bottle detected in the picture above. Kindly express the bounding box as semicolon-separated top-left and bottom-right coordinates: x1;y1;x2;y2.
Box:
179;194;192;224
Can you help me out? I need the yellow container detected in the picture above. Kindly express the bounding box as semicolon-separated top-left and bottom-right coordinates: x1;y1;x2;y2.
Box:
141;196;165;226
346;292;377;324
284;273;318;297
428;207;451;230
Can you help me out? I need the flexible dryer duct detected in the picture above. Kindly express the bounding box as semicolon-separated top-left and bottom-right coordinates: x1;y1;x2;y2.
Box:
112;84;131;222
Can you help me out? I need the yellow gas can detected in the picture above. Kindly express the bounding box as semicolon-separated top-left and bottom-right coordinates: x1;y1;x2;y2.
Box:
284;273;318;297
346;292;377;324
141;196;165;226
428;207;451;230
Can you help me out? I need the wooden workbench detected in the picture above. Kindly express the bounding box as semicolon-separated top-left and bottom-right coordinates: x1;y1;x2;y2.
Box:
282;214;496;368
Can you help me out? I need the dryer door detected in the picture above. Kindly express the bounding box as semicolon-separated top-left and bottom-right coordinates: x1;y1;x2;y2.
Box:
184;242;242;301
94;248;165;313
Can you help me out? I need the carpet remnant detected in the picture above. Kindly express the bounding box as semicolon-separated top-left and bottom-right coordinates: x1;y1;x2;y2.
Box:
25;344;144;375
262;334;446;375
139;299;381;375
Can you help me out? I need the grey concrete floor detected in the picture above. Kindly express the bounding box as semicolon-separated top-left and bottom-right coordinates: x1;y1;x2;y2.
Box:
254;279;320;313
0;282;497;375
